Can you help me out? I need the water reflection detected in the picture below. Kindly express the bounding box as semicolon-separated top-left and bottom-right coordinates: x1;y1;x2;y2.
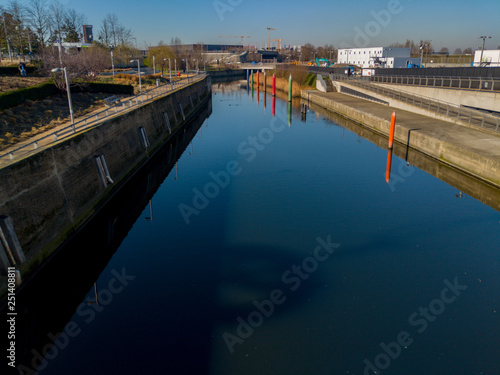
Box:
305;100;500;212
386;148;393;183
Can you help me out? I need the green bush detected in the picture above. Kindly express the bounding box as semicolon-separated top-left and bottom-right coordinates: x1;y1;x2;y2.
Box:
0;66;37;76
0;82;58;110
304;73;317;87
72;82;134;95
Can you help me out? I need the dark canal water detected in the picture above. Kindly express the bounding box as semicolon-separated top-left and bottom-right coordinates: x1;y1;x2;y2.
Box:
12;81;500;375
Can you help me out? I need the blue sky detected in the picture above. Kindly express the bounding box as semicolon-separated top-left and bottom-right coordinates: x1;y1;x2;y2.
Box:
64;0;499;51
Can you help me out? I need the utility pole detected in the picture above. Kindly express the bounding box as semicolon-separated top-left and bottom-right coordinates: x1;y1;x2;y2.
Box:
478;36;491;67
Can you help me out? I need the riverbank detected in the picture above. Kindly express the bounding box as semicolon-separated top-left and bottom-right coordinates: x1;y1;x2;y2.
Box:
301;90;500;188
0;76;211;293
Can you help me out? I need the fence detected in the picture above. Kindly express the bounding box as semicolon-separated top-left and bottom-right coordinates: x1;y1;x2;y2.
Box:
0;73;208;166
367;75;500;92
330;74;500;133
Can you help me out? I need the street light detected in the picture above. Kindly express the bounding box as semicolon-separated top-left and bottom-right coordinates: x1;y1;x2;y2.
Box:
478;36;491;67
130;59;142;94
419;43;428;67
183;59;189;83
110;48;115;79
164;58;172;86
51;67;74;128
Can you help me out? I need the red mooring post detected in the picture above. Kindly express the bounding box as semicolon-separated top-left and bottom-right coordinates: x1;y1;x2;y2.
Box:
388;111;396;149
272;74;276;96
256;71;259;87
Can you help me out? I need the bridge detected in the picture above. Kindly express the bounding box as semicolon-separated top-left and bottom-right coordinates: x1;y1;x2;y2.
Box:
237;63;277;70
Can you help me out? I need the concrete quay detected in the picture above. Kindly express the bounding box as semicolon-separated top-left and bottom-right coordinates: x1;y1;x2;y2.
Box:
301;90;500;189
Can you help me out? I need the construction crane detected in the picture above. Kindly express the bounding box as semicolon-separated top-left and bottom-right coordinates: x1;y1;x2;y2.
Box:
266;27;275;51
218;35;251;46
271;38;282;52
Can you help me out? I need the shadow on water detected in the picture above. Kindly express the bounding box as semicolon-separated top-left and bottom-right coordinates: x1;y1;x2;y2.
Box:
2;101;213;373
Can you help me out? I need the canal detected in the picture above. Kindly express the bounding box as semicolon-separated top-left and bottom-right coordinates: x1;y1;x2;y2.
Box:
11;80;500;375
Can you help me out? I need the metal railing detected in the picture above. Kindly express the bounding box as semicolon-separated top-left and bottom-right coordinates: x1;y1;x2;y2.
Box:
367;75;500;92
331;75;500;133
0;73;208;165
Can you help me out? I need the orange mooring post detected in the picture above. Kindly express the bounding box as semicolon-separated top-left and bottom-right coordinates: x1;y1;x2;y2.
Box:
386;149;393;183
256;71;259;87
272;74;276;96
388;111;396;149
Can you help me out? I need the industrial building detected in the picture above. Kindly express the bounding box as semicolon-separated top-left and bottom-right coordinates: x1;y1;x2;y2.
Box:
337;47;421;68
474;49;500;67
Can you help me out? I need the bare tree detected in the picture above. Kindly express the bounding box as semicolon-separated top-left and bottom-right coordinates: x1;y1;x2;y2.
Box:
39;46;109;88
115;24;132;46
62;8;85;42
439;47;449;54
25;0;50;48
454;48;462;55
98;13;132;47
49;0;66;64
463;47;473;55
301;43;316;61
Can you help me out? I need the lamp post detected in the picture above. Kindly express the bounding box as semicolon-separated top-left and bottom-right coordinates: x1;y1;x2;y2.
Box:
478;36;491;67
153;55;155;75
194;59;199;73
110;49;115;79
164;58;172;86
419;43;428;67
183;59;189;82
130;59;142;94
51;67;74;128
384;47;393;67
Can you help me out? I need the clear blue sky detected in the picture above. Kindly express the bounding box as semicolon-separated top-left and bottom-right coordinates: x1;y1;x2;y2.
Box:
65;0;499;51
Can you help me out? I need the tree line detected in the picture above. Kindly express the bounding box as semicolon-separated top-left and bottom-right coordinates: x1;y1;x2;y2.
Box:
0;0;135;57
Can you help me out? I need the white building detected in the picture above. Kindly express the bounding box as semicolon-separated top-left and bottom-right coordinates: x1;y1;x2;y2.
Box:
473;49;500;67
337;47;420;68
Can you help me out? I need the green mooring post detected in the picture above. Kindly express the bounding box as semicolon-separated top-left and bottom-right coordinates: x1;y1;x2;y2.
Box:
251;70;253;86
288;74;292;102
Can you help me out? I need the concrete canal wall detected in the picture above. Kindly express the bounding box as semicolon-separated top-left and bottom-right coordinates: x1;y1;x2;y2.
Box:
301;90;500;189
0;76;211;276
